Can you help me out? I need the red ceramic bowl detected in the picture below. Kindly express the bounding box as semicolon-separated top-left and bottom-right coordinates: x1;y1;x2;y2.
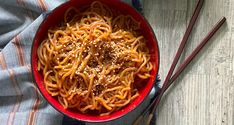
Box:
31;0;159;123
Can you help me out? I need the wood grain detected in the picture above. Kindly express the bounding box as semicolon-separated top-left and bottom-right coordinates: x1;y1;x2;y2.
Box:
143;0;234;125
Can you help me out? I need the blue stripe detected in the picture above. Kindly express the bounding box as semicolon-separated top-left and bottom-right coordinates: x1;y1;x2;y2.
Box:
132;0;143;14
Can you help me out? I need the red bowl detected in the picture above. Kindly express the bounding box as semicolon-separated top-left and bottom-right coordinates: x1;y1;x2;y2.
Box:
31;0;159;123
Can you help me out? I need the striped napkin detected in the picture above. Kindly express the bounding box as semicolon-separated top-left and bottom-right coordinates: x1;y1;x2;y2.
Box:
0;0;160;125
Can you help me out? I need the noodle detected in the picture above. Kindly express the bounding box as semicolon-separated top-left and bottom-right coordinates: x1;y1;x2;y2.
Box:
37;1;152;116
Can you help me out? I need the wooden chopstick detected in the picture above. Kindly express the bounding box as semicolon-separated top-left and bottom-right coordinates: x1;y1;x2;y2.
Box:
133;0;204;124
162;0;204;91
167;17;226;91
145;16;226;125
144;1;204;125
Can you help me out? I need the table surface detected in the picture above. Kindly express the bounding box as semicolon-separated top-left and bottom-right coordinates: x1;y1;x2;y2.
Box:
143;0;234;125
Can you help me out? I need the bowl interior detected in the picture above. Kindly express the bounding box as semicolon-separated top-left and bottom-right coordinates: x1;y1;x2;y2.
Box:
31;0;159;122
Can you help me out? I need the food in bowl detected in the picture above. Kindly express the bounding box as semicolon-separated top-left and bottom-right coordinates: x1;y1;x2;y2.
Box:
36;1;153;116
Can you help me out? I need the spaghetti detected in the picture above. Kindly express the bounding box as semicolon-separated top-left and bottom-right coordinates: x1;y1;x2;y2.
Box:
37;1;153;116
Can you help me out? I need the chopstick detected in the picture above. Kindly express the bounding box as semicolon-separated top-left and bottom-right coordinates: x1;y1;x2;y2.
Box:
145;0;204;124
145;16;226;125
133;0;228;125
168;17;226;90
133;0;204;124
162;0;204;91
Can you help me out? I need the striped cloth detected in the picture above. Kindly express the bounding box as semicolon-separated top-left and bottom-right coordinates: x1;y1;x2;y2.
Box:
0;0;160;125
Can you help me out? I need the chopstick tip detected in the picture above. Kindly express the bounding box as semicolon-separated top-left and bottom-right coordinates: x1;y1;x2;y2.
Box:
222;17;226;21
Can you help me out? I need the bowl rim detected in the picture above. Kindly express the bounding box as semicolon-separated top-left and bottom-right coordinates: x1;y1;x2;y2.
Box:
31;0;160;123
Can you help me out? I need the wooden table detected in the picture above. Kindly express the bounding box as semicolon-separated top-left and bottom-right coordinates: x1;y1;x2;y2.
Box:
143;0;234;124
